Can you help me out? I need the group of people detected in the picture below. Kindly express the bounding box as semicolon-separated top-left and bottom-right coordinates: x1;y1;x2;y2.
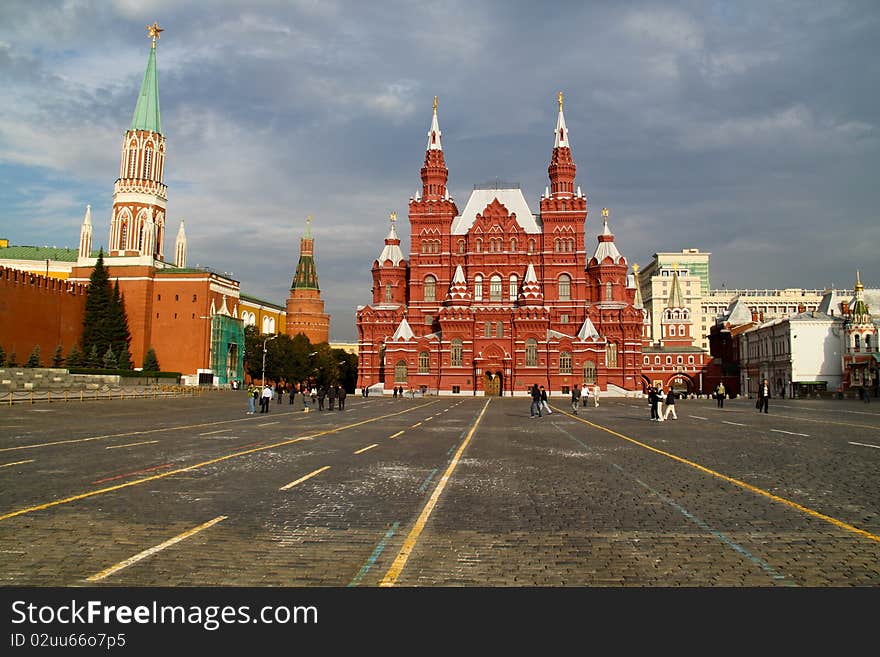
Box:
646;384;678;421
529;384;552;417
569;384;600;414
391;386;413;399
246;383;347;414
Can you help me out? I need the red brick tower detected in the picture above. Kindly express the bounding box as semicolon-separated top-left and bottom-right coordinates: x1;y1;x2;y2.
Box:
286;217;330;343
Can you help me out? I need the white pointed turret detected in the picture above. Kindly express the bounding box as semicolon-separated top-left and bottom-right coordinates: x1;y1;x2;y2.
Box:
518;263;544;305
174;219;187;268
377;212;405;267
427;95;442;151
391;317;415;341
554;90;569;148
446;264;472;305
592;208;624;265
78;204;93;260
576;316;600;341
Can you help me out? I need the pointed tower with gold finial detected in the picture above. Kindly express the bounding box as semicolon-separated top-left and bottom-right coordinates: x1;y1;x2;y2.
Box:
109;22;168;261
286;216;330;343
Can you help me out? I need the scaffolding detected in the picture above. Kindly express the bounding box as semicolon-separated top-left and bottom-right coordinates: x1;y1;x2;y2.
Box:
210;314;245;385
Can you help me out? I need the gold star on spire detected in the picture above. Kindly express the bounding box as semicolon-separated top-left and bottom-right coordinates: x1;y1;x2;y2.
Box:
433;96;438;114
390;211;397;223
632;263;640;274
147;22;164;47
558;91;564;111
601;207;610;219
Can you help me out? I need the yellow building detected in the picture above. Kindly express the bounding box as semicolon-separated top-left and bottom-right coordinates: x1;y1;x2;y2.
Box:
239;294;286;335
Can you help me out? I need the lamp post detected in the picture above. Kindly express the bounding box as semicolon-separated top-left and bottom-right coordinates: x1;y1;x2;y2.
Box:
261;334;278;385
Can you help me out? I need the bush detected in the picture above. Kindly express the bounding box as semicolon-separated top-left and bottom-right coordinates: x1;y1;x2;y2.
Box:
25;345;42;368
52;344;65;367
142;347;160;372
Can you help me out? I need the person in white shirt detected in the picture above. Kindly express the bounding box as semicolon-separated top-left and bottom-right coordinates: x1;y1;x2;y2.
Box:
261;384;273;413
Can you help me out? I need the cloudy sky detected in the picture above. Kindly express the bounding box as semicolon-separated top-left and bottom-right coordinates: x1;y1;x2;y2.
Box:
1;1;878;341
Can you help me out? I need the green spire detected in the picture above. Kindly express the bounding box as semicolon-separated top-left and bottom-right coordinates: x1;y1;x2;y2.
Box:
291;218;319;290
130;37;161;133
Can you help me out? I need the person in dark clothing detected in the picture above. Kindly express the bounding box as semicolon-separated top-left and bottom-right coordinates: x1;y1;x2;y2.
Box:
338;386;347;410
317;387;326;410
663;388;678;420
328;385;337;411
715;383;726;408
529;384;543;418
758;379;770;414
648;386;659;421
571;385;581;414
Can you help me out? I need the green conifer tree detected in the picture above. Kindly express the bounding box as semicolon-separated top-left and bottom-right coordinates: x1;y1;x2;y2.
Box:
81;250;112;358
66;344;83;368
8;352;19;367
87;345;100;369
142;347;160;372
52;344;65;367
109;281;133;369
102;346;117;369
25;345;42;368
0;344;6;367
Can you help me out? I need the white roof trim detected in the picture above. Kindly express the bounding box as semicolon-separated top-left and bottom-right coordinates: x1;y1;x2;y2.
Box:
391;317;415;341
450;188;541;235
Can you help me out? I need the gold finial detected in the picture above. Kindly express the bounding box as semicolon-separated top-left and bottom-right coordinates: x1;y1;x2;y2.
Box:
632;263;640;274
855;270;864;291
390;211;397;223
672;261;679;271
306;214;311;225
147;22;164;47
433;96;438;113
601;207;609;219
558;91;564;111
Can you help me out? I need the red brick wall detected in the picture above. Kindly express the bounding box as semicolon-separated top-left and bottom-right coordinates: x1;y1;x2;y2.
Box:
0;266;86;363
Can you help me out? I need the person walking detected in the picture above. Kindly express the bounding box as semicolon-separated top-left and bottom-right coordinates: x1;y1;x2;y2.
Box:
663;387;678;420
530;384;543;418
338;385;347;410
571;385;581;414
862;386;871;404
655;384;666;421
648;385;659;421
317;386;326;410
716;382;726;409
593;385;600;407
261;383;273;413
277;385;284;405
540;386;552;415
758;378;770;414
328;384;337;411
246;384;256;415
582;386;590;408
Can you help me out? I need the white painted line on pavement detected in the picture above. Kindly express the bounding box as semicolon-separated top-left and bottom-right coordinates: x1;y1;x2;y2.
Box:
258;422;279;427
106;440;160;450
849;441;880;450
771;429;810;437
722;421;747;427
689;415;708;420
199;429;227;436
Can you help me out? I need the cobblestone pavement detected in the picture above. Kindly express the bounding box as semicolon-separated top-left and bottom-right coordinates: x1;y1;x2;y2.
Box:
0;392;878;586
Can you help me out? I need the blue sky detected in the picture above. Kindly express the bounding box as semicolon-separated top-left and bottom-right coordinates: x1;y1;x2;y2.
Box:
1;1;878;341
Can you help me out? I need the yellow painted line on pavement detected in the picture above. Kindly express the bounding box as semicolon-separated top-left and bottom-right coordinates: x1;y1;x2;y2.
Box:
380;399;491;587
411;422;422;428
105;440;159;450
0;401;439;523
1;459;35;468
560;409;880;546
279;466;331;491
389;431;405;440
0;409;312;454
354;444;378;455
86;516;227;582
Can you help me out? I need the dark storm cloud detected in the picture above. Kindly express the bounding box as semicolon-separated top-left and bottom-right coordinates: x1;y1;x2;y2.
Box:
1;1;878;339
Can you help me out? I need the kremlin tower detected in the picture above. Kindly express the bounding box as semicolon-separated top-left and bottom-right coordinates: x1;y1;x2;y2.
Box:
286;217;330;344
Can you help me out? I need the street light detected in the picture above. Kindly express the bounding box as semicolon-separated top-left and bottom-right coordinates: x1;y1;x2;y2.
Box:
262;334;278;385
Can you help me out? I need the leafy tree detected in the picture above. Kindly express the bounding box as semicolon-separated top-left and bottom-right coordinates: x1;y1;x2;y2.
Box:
0;344;5;367
142;347;160;372
243;325;262;380
335;348;358;393
66;344;83;368
52;344;65;367
102;346;117;369
25;345;42;368
8;351;18;367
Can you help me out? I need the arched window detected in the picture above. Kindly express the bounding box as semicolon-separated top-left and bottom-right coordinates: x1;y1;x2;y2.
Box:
677;356;683;364
510;238;517;252
678;325;685;336
424;275;436;302
395;360;408;383
666;356;672;365
669;325;676;337
558;274;571;301
451;339;463;367
867;334;872;350
644;356;649;365
655;356;661;364
127;145;137;178
606;343;618;368
528;239;535;253
560;351;572;374
418;351;430;374
509;274;518;301
385;283;392;302
688;356;694;364
459;240;466;254
262;316;270;334
554;238;560;252
855;334;861;351
268;317;275;333
476;239;483;253
143;146;153;179
525;339;538;367
474;275;483;301
605;282;613;301
485;321;492;338
583;360;596;384
496;321;503;338
490;275;502;302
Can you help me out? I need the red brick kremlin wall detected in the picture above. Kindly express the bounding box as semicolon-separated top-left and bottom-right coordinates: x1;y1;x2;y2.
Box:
0;266;86;363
